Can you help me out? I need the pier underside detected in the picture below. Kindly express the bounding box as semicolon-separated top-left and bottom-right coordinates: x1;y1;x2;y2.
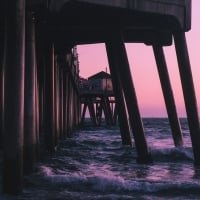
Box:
2;0;200;195
33;0;191;53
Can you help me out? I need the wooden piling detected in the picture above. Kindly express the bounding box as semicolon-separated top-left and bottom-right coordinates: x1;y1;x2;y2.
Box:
67;74;73;135
102;96;114;125
174;32;200;165
106;42;132;145
87;97;97;126
113;103;118;125
59;66;64;139
153;45;183;147
75;90;79;126
3;0;25;193
0;4;5;150
35;64;40;160
44;42;55;153
96;101;103;125
71;88;74;129
24;12;36;174
54;55;59;145
36;35;45;135
81;102;87;124
34;26;46;159
106;32;152;163
0;43;4;150
65;71;70;136
78;93;81;125
101;97;110;125
62;66;68;138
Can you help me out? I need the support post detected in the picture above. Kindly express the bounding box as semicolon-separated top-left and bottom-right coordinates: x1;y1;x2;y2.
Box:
59;65;64;139
0;2;5;150
54;55;59;145
101;97;111;125
106;32;151;163
106;41;132;145
3;0;25;193
35;28;45;159
44;42;55;153
174;32;200;165
36;35;45;134
24;12;36;174
0;42;4;150
81;102;87;125
66;71;71;137
104;96;114;125
153;45;183;147
63;67;68;137
67;76;73;135
113;103;118;125
96;101;103;125
87;97;97;126
35;65;40;160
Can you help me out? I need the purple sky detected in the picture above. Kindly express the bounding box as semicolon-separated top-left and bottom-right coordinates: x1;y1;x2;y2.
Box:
77;1;200;117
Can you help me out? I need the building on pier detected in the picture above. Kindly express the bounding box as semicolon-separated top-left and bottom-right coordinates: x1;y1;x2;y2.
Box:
88;71;113;92
79;71;116;126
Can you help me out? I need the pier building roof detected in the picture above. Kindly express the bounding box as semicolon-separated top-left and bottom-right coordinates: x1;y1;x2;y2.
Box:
88;71;111;80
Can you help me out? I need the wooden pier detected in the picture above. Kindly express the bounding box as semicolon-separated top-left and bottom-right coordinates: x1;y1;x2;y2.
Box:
79;71;116;126
1;0;199;194
80;91;116;126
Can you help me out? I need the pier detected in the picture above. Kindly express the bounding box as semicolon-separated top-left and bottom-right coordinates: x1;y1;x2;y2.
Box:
0;0;199;194
80;71;116;126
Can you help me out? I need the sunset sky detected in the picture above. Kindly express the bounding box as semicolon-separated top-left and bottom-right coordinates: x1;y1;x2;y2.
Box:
77;1;200;117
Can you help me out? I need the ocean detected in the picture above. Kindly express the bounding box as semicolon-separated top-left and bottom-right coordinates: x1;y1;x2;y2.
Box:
1;118;200;200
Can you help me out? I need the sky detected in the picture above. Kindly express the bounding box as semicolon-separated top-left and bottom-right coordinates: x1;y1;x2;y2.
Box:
77;1;200;117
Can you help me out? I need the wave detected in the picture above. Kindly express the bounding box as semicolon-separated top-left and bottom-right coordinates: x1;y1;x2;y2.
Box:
151;146;194;162
38;165;200;196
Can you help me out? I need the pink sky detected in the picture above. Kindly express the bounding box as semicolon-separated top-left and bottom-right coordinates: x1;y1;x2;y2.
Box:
77;1;200;117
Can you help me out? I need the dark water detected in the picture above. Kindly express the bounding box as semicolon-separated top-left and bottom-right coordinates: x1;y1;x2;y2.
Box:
2;118;200;200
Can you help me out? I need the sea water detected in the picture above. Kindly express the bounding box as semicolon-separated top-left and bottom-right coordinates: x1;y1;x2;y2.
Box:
1;118;200;200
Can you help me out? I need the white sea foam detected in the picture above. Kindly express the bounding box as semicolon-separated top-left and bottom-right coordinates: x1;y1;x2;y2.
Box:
40;166;54;176
39;164;200;195
151;146;194;162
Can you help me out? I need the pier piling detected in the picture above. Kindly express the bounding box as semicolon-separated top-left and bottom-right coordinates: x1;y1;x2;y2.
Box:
3;0;25;193
59;65;64;139
63;65;68;138
106;42;132;146
107;32;152;163
35;64;40;160
44;42;55;153
153;45;183;147
0;5;5;150
24;12;37;174
174;32;200;165
54;55;60;145
67;76;73;134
